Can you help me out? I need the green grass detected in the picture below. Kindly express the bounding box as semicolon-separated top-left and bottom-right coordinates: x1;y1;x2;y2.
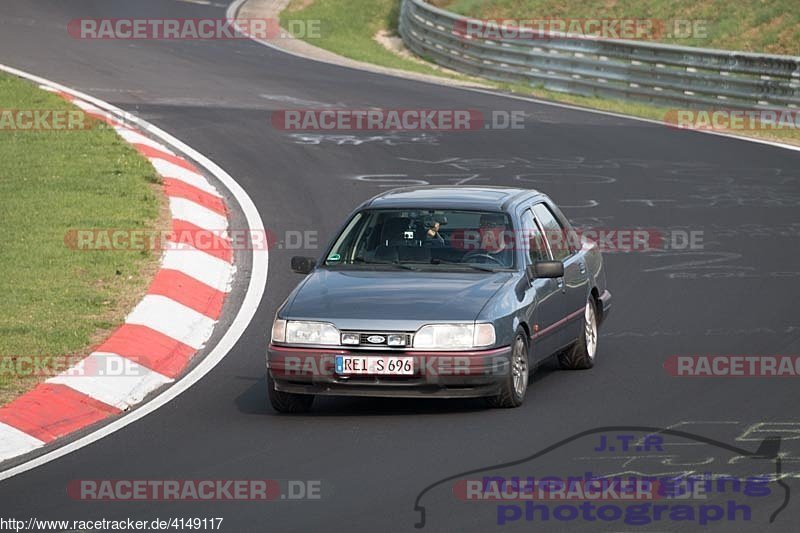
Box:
280;0;800;147
0;74;164;403
281;0;474;80
437;0;799;55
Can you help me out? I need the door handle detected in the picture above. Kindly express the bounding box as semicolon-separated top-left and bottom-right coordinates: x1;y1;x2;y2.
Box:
579;262;586;274
557;278;565;292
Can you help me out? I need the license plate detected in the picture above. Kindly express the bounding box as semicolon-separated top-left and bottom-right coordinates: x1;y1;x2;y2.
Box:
335;355;414;375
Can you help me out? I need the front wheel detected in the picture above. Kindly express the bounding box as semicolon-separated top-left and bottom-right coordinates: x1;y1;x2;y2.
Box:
558;299;598;370
487;330;529;408
268;374;314;413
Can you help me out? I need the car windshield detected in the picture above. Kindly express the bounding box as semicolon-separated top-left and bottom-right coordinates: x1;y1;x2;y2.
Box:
324;208;516;270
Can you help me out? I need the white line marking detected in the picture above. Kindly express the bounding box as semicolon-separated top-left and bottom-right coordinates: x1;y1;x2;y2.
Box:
161;245;235;292
151;158;222;196
169;196;229;230
68;98;120;123
115;127;176;154
126;295;217;350
177;0;228;6
47;353;173;410
0;63;268;480
0;424;44;463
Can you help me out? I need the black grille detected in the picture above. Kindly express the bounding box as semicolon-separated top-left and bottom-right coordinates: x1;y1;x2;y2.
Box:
344;332;412;347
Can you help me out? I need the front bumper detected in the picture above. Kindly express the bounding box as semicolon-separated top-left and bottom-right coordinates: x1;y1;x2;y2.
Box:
267;344;513;398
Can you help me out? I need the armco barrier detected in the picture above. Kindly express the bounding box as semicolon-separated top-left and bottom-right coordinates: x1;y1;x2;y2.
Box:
398;0;800;111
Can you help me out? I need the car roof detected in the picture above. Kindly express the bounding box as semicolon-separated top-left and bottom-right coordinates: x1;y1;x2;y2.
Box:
363;186;545;211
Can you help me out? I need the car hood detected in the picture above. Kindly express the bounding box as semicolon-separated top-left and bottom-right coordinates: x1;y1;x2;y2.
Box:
284;268;511;331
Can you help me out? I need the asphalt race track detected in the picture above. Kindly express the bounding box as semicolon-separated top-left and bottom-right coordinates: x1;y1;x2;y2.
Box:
1;1;799;531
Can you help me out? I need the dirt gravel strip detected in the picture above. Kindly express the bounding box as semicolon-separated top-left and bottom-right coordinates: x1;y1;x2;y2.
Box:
234;0;488;88
0;87;235;463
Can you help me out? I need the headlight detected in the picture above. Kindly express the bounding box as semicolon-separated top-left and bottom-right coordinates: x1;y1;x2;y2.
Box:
284;321;341;345
413;323;495;349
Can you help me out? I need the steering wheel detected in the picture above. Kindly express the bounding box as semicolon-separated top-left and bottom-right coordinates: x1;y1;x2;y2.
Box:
462;251;506;266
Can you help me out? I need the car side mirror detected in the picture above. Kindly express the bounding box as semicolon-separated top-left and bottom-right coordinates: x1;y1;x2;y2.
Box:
291;256;316;274
531;260;564;279
525;264;536;281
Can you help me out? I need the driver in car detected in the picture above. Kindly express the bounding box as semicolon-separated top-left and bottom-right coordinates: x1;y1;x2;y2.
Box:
463;213;513;266
423;216;446;247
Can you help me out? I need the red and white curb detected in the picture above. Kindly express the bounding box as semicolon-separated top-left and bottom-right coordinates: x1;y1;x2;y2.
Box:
0;88;235;463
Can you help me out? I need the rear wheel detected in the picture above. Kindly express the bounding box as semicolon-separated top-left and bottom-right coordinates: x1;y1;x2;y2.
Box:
268;374;314;413
558;299;598;370
487;330;529;408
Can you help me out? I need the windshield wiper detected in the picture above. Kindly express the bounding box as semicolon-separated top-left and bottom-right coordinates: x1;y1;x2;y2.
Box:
430;259;501;273
352;258;420;271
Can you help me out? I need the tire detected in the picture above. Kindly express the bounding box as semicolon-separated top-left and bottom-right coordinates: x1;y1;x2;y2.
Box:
558;298;598;370
487;330;529;408
268;374;314;413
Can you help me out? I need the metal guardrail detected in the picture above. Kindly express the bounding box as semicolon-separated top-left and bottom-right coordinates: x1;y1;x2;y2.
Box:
399;0;800;111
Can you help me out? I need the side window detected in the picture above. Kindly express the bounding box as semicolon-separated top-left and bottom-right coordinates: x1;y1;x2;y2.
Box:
532;203;570;261
521;209;551;263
